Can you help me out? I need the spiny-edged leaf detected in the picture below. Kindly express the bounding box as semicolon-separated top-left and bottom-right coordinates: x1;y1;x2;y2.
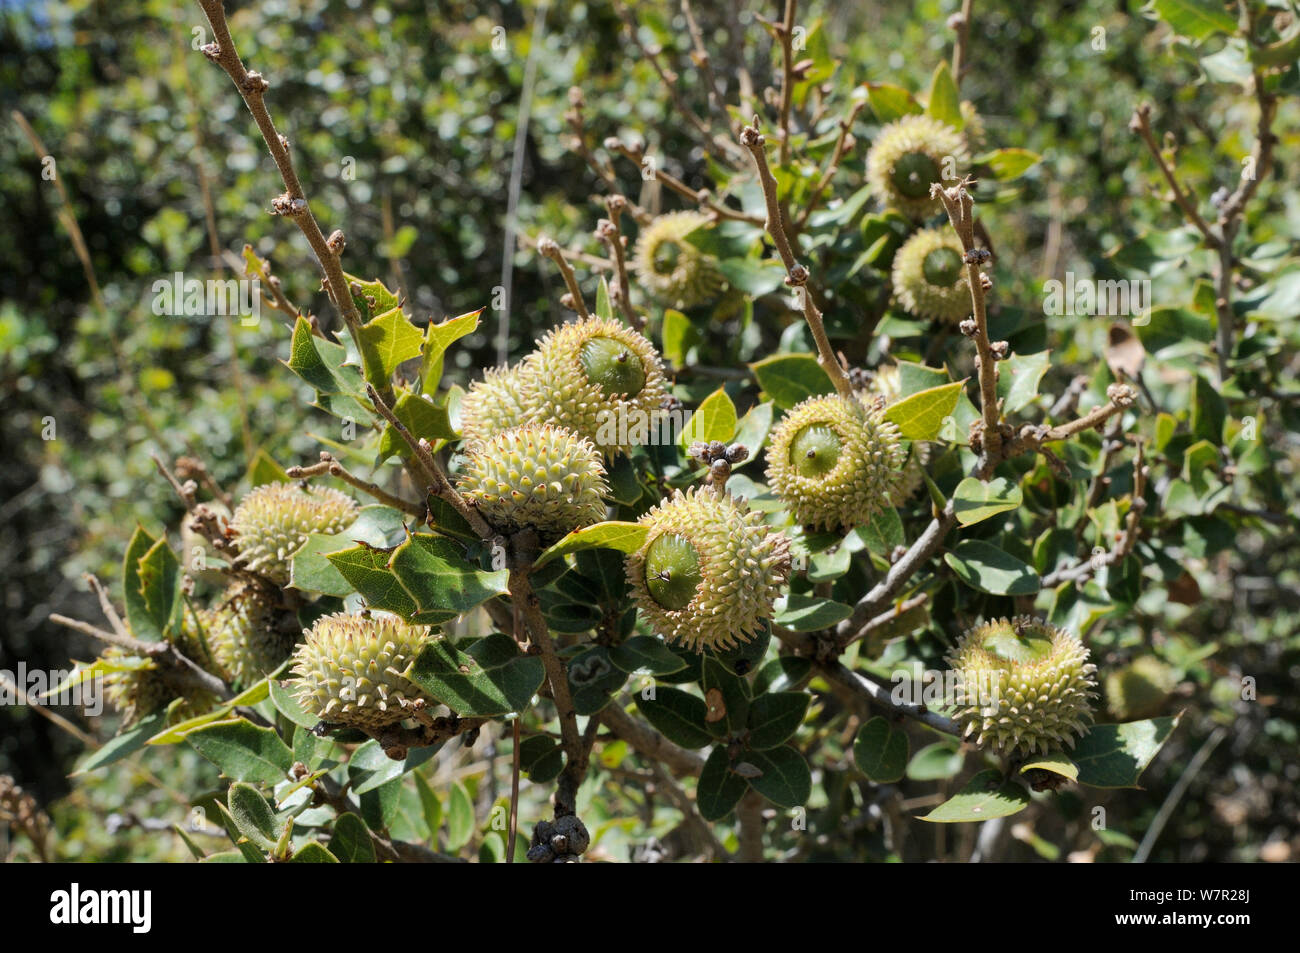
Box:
348;739;442;795
926;61;961;127
389;533;509;622
680;386;737;448
944;540;1040;595
975;148;1042;181
1072;715;1181;788
408;633;545;716
774;594;852;631
122;526;164;641
894;360;951;398
866;81;922;122
377;389;456;463
697;746;750;821
1021;756;1079;783
995;351;1050;415
920;768;1030;822
534;521;649;569
445;780;474;850
953;476;1024;526
244;447;290;486
289;842;339;863
885;381;964;441
344;272;401;317
745;745;812;808
1150;0;1238;42
328;812;376;863
186;718;293;784
356;306;424;389
747;692;809;750
72;709;169;775
325;543;420;619
853;716;909;783
137;536;181;638
291;504;410;596
750;353;833;410
228;782;281;850
285;315;372;421
855;507;904;556
635;689;712;749
420;309;481;395
608;635;688;676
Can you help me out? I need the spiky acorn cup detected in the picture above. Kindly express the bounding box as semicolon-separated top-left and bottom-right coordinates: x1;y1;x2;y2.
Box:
866;114;969;220
519;316;668;458
457;423;609;541
459;364;533;444
631;211;726;310
861;365;932;505
960;100;986;152
204;582;295;688
230;483;358;585
947;616;1098;757
766;394;905;531
626;488;791;652
290;612;438;731
101;618;220;726
1106;655;1176;721
891;227;971;325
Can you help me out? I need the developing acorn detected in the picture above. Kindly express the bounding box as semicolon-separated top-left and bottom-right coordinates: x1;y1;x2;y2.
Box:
519;316;668;458
229;483;358;585
100;618;220;726
960;100;986;152
459;364;533;444
947;616;1098;757
457;422;609;540
861;364;931;505
203;581;295;689
626;487;791;652
1106;655;1176;721
289;612;438;732
631;210;726;309
891;226;971;325
866;113;969;220
766;393;905;531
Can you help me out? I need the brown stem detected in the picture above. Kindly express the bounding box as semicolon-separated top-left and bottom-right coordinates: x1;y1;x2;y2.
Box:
286;452;425;517
536;237;592;320
599;702;706;776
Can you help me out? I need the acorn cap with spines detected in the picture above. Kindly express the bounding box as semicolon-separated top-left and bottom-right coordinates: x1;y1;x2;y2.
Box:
457;422;609;540
290;612;438;732
631;210;726;309
766;393;905;531
960;100;986;151
100;616;221;726
519;316;668;458
1105;655;1176;721
204;582;295;689
459;364;534;444
866;114;970;220
626;487;791;652
860;364;932;505
891;227;971;324
947;616;1098;757
230;483;358;585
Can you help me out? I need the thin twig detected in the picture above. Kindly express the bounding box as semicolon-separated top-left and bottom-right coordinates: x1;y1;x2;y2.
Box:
536;237;592;320
596;196;645;331
286;452;424;517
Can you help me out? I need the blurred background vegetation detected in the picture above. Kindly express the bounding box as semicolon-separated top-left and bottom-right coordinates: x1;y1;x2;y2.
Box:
1;0;1296;861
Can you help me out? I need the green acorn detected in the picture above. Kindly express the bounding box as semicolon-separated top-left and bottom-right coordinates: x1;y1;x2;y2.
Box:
866;114;969;220
230;483;358;584
459;364;533;444
947;616;1098;757
457;423;609;539
519;316;668;458
203;582;295;688
891;227;971;324
626;487;791;651
290;612;438;731
631;211;726;309
861;364;932;505
766;394;905;531
1106;656;1176;721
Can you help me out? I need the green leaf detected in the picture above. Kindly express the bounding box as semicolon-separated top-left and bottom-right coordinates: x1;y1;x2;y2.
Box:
1189;374;1226;443
567;645;628;716
244;448;290;486
747;692;810;750
679;386;737;448
534;521;649;569
853;716;909;783
953;477;1024;526
753;656;812;695
1149;0;1238;42
324;543;420;619
1137;307;1214;355
420;309;482;395
697;746;749;821
408;633;546;716
866;82;923;123
732;401;774;466
885;381;964;441
744;745;812;808
389;533;509;622
608;635;688;676
186;719;294;784
661;309;701;366
377;389;456;463
920;768;1030;822
72;710;169;775
413;772;442;836
289;842;339;863
750;353;833;410
716;258;787;296
855;507;904;556
636;689;713;749
348;739;441;795
519;736;565;783
445;780;474;850
1021;756;1079;783
907;741;965;781
975;148;1042;181
774;594;852;631
996;351;1050;415
345;272;401;316
122;526;165;642
1072;716;1181;788
944;540;1040;595
356;305;423;390
894;361;951;398
228;782;280;851
291;504;410;596
329;813;377;863
136;536;181;639
926;61;961;127
285;316;371;421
